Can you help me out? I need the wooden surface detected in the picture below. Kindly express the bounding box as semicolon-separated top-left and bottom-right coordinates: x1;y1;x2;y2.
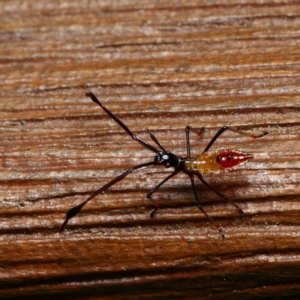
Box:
0;1;300;299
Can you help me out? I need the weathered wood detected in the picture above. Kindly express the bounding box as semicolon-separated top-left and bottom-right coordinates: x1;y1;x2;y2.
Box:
0;1;299;299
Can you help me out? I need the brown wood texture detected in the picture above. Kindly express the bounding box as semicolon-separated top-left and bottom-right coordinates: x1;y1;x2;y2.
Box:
0;1;300;299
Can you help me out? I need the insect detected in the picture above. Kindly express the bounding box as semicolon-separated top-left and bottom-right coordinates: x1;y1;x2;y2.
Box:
59;92;268;238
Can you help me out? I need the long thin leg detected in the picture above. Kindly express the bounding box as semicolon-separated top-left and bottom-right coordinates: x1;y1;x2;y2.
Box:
196;173;244;216
185;126;191;157
86;92;159;154
186;171;225;239
59;161;156;232
147;169;180;198
202;126;268;153
186;127;225;238
185;126;206;157
146;169;180;218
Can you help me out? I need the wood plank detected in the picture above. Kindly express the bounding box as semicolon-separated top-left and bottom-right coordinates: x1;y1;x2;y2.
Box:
0;1;299;299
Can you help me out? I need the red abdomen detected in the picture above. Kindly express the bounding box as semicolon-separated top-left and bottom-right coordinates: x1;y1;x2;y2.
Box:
184;149;253;174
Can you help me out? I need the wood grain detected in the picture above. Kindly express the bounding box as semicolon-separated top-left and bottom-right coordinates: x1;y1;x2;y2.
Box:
0;1;299;299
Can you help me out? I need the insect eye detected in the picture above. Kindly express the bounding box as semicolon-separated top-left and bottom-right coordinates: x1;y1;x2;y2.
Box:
162;154;169;160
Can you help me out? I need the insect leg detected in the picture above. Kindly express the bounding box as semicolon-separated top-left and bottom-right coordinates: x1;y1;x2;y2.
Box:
196;173;244;216
203;126;268;153
86;92;159;154
186;171;225;239
185;126;206;157
59;161;156;232
147;169;180;218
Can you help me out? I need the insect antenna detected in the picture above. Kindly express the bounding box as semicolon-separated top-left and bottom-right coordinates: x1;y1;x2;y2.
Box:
146;129;167;152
